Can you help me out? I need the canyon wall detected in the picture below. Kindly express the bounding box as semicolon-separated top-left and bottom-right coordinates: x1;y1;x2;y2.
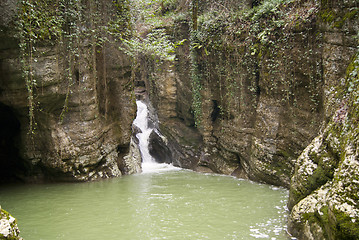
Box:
0;0;140;183
288;52;359;239
139;0;358;238
0;0;358;238
285;1;359;239
144;0;357;186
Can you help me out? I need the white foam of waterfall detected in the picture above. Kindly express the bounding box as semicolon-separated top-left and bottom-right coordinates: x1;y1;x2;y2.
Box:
133;100;179;173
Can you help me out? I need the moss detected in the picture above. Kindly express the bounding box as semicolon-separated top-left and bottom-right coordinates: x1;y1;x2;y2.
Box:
0;208;21;240
320;6;359;29
300;206;332;239
332;208;359;240
309;165;331;187
267;157;292;178
288;187;306;209
320;206;330;227
334;9;359;28
320;9;335;23
1;208;10;218
346;53;359;79
302;211;319;226
276;149;294;159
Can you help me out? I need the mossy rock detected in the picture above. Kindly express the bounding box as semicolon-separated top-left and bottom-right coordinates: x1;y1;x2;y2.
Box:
332;208;359;240
0;207;22;239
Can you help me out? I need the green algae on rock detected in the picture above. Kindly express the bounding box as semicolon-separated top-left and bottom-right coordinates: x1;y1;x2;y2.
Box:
288;52;359;239
0;207;22;240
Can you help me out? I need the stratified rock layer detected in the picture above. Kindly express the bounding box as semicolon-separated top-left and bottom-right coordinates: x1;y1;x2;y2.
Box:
0;0;139;182
137;1;358;237
142;0;358;187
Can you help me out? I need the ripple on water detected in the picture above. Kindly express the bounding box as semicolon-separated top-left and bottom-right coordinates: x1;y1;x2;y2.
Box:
0;169;290;240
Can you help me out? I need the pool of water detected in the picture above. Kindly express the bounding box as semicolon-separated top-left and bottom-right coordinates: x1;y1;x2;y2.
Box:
0;168;289;239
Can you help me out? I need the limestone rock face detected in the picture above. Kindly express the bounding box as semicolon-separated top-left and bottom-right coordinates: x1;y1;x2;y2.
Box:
0;0;138;182
121;137;142;175
0;207;22;239
288;104;359;239
286;1;359;238
139;0;358;189
138;56;203;169
148;130;172;164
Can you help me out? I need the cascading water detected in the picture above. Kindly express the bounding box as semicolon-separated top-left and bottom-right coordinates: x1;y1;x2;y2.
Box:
133;100;177;173
133;100;156;170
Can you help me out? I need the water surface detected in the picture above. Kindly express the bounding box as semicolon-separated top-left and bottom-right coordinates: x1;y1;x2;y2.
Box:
1;169;289;239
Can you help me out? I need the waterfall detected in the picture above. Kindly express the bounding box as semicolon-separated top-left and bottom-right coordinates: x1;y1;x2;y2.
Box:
133;100;178;173
133;100;155;164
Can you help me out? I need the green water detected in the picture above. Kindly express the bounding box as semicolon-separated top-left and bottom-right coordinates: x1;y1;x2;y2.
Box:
1;169;289;239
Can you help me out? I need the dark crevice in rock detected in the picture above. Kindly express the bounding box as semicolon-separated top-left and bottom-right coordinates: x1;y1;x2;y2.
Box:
211;100;221;122
117;143;130;174
117;144;129;155
254;66;261;97
0;102;26;184
74;69;80;83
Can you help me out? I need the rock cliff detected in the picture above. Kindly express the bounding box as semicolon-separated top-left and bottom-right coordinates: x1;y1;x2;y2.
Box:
140;0;357;187
288;53;359;239
0;0;358;238
133;0;358;238
0;0;140;183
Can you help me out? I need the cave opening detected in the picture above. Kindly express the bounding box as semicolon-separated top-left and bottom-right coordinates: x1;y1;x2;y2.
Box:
0;102;26;184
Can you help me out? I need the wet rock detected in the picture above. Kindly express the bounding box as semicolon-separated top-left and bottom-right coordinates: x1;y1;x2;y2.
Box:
132;124;142;145
159;119;202;169
148;130;172;164
122;137;142;175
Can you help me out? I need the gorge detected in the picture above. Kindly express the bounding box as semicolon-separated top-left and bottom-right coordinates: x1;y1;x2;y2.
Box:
1;0;358;239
